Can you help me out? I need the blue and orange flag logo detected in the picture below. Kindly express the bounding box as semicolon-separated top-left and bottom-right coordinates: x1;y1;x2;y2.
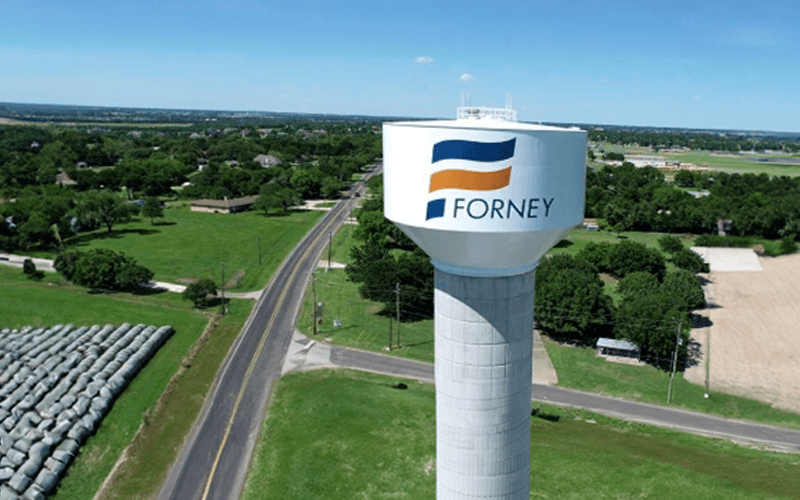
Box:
426;138;516;220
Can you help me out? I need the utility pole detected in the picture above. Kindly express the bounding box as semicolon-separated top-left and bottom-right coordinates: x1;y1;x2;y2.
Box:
312;271;317;336
257;235;262;266
667;321;683;405
220;263;226;315
388;317;393;351
395;282;400;349
327;231;332;272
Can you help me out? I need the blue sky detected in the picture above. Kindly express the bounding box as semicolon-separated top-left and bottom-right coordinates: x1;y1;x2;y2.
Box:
1;0;798;132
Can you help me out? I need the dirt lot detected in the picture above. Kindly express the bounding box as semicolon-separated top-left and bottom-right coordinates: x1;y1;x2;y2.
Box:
686;253;800;413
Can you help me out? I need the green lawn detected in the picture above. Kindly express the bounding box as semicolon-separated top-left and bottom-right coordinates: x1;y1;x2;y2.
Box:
243;370;800;500
548;227;682;258
51;206;323;291
544;337;800;430
299;268;434;363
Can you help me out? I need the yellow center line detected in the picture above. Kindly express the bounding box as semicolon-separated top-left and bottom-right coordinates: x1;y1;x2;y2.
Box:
200;203;349;500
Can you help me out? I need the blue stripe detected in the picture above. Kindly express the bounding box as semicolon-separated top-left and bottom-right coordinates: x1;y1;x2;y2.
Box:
431;138;516;163
426;199;446;220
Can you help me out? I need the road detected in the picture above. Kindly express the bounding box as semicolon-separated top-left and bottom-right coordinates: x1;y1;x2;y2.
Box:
290;339;800;454
156;168;377;500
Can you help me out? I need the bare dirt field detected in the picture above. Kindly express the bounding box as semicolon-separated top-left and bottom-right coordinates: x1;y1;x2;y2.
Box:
686;253;800;413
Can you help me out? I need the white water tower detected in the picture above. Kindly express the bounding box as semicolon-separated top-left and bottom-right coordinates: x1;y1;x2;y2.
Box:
383;104;586;499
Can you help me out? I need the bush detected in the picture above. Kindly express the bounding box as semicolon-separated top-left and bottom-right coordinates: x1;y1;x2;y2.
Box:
658;235;684;254
671;248;710;274
780;236;797;254
22;258;36;275
183;279;218;308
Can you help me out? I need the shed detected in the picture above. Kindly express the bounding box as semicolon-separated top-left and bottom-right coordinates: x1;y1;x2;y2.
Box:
596;338;640;359
190;196;258;214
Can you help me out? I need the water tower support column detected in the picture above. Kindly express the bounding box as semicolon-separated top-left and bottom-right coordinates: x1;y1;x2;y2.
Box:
434;268;534;500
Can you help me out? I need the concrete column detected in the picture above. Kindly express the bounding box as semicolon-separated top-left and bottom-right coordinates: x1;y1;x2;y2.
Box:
434;269;534;500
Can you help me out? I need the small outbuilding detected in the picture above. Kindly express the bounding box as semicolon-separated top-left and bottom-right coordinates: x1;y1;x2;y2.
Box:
190;195;258;214
596;338;640;360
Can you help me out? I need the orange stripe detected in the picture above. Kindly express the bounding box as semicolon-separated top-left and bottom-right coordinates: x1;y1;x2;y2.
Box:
429;166;512;193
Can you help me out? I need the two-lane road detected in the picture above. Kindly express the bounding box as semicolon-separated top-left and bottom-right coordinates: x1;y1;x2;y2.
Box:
157;170;375;500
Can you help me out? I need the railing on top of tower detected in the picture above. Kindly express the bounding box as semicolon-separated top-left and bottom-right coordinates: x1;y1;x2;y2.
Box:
456;93;518;122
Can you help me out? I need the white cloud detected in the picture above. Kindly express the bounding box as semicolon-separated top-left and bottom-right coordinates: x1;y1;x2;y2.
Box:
460;73;474;82
415;56;434;64
692;95;701;101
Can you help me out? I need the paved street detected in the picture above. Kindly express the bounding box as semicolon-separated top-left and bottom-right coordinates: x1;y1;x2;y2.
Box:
156;171;376;500
283;333;800;454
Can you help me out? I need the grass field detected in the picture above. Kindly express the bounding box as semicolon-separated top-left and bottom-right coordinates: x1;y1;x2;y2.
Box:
665;150;800;177
243;370;800;500
544;337;800;430
50;205;323;291
299;268;434;363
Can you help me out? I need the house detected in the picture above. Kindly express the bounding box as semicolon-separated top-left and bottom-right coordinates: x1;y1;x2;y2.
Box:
190;196;258;214
55;172;77;186
253;154;281;168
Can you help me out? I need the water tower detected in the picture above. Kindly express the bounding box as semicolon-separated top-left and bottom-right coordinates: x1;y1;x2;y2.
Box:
383;103;586;499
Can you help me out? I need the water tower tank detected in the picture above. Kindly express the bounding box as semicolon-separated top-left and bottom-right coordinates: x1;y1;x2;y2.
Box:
383;114;587;499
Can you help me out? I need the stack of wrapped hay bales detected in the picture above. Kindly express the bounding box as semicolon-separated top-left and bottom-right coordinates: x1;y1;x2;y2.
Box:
0;324;174;499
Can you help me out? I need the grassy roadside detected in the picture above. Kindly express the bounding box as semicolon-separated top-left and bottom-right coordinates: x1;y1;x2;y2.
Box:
299;268;434;363
30;206;323;291
243;369;800;500
92;299;251;500
544;337;800;430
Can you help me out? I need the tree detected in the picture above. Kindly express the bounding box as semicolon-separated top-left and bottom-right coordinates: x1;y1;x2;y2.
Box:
57;248;153;292
535;254;613;342
614;293;690;369
670;248;710;273
256;182;300;215
141;197;164;225
662;269;706;312
77;190;135;232
674;170;695;187
617;271;660;301
658;235;684;254
607;240;667;281
183;278;218;308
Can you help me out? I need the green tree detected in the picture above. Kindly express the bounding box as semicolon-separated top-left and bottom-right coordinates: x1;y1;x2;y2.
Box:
658;235;684;254
614;292;690;369
535;254;613;342
77;190;135;232
256;183;300;215
670;248;710;273
61;248;153;292
607;240;667;281
141;197;164;225
617;271;660;301
662;269;706;312
183;278;218;308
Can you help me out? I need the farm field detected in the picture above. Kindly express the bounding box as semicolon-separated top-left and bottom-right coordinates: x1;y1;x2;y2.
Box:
243;369;800;500
43;205;323;291
685;253;800;414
